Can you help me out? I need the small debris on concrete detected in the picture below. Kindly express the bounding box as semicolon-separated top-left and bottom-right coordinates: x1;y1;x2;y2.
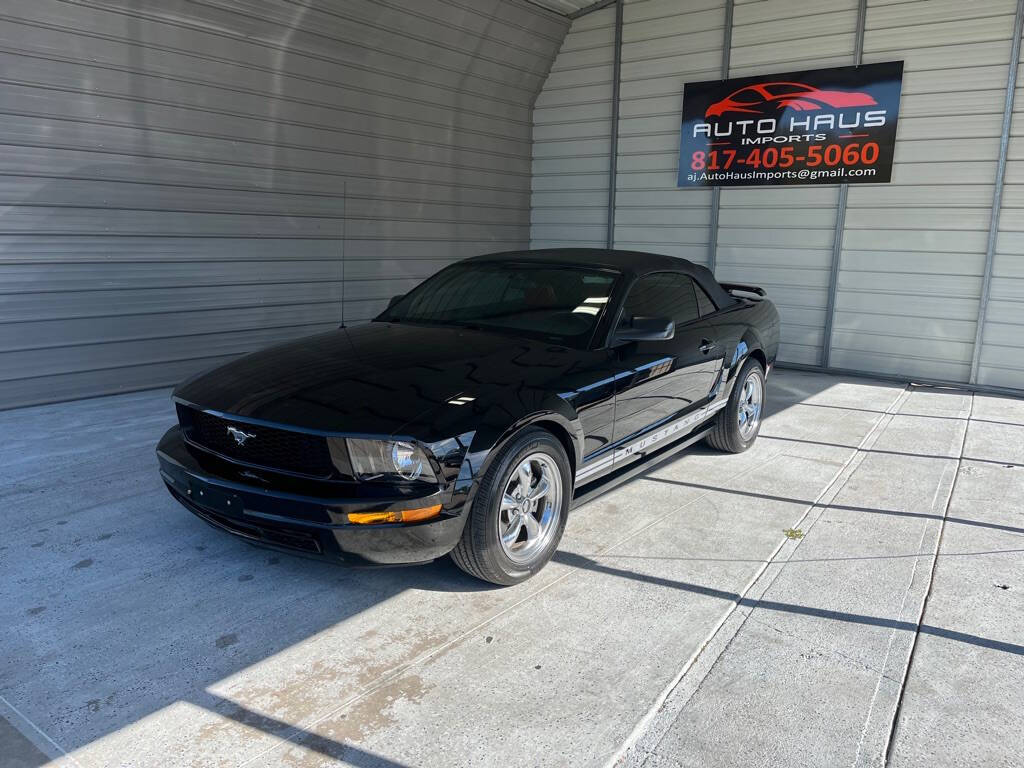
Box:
783;528;804;540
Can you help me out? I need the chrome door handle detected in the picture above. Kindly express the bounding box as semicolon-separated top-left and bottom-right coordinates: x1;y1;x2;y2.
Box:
699;339;714;354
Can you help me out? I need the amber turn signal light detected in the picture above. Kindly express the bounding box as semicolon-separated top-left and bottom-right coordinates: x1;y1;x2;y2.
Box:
347;504;442;525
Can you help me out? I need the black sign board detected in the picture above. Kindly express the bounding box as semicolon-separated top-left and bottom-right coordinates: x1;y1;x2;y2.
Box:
678;61;903;187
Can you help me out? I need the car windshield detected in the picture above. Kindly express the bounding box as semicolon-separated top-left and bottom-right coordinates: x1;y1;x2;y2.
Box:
376;261;618;347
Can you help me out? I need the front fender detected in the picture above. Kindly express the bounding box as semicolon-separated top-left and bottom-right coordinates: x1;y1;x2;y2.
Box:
455;392;583;518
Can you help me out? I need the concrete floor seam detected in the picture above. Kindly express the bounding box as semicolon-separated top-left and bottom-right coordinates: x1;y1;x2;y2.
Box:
611;385;914;768
0;693;83;767
237;430;807;766
881;392;976;767
852;504;937;768
623;409;909;766
10;375;1017;767
745;612;896;682
674;388;913;764
850;395;974;767
649;385;970;768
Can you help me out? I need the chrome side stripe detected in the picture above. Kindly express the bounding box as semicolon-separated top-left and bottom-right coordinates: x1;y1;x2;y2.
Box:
575;454;614;483
575;397;729;483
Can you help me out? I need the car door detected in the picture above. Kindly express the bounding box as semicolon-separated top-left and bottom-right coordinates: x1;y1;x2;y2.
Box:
611;272;725;445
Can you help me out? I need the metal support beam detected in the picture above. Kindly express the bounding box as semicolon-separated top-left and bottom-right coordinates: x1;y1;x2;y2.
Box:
706;0;734;274
821;0;869;368
567;0;617;20
339;181;347;327
605;0;623;249
970;0;1024;384
821;186;849;368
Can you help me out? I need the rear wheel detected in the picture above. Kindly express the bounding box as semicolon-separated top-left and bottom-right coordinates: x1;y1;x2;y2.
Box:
706;357;765;453
451;428;570;586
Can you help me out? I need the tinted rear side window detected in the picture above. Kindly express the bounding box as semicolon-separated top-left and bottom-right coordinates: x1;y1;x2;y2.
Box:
695;283;717;316
620;273;700;328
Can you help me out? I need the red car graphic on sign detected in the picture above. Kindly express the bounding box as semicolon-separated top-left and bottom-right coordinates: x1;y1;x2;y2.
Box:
705;81;877;118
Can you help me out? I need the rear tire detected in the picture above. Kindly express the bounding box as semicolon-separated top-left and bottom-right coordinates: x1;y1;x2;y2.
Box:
451;428;571;586
706;357;765;454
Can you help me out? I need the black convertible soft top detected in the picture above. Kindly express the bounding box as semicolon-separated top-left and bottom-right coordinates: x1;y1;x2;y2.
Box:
468;248;736;310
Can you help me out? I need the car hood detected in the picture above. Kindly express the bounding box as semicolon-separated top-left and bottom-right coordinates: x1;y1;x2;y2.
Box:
174;322;587;438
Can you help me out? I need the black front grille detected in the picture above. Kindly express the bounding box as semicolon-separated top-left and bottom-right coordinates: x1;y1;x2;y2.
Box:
178;405;336;478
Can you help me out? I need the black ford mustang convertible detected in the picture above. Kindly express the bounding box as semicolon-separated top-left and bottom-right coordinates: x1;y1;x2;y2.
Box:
157;249;779;584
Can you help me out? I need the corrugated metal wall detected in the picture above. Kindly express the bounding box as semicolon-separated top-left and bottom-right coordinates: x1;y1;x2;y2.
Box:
531;4;616;248
0;0;568;409
717;0;858;367
832;0;1019;382
614;0;723;264
977;9;1024;389
531;0;1024;392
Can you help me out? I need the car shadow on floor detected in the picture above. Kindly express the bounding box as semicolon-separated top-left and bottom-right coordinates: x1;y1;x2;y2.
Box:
551;552;1024;657
2;489;494;767
0;369;906;765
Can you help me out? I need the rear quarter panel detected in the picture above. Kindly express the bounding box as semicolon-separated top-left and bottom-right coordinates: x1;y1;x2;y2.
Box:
707;297;780;388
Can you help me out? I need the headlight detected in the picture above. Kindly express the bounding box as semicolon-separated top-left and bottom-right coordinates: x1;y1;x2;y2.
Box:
346;438;437;483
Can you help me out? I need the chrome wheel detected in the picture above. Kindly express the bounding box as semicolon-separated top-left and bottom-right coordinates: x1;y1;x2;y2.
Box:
497;452;563;565
737;371;763;440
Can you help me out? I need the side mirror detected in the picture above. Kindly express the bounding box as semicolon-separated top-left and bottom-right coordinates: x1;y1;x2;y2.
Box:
387;294;405;309
614;316;675;343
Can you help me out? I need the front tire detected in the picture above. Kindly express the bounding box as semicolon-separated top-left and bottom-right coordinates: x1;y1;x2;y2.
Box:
706;358;765;453
451;428;571;586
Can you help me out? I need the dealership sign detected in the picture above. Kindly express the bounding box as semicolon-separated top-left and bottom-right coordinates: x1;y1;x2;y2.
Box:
678;61;903;187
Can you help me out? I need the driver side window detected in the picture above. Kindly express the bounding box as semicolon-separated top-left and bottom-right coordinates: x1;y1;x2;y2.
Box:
620;273;700;331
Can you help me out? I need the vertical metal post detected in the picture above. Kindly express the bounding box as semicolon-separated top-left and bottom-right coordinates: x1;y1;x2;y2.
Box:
706;0;733;274
821;0;869;368
970;0;1024;383
821;188;848;368
852;0;868;63
567;0;618;21
605;0;623;249
339;180;346;327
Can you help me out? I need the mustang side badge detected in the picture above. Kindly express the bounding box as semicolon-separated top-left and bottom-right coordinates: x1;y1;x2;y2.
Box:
226;426;256;446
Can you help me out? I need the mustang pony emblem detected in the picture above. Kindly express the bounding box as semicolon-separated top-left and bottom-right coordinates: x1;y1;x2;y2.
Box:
226;426;256;446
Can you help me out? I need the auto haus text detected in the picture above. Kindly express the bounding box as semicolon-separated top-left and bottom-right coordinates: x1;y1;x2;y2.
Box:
693;109;889;144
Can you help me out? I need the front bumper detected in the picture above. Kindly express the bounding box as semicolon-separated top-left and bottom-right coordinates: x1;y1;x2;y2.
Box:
156;426;467;566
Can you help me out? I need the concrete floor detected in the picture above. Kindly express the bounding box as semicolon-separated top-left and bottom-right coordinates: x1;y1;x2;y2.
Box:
1;370;1022;768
